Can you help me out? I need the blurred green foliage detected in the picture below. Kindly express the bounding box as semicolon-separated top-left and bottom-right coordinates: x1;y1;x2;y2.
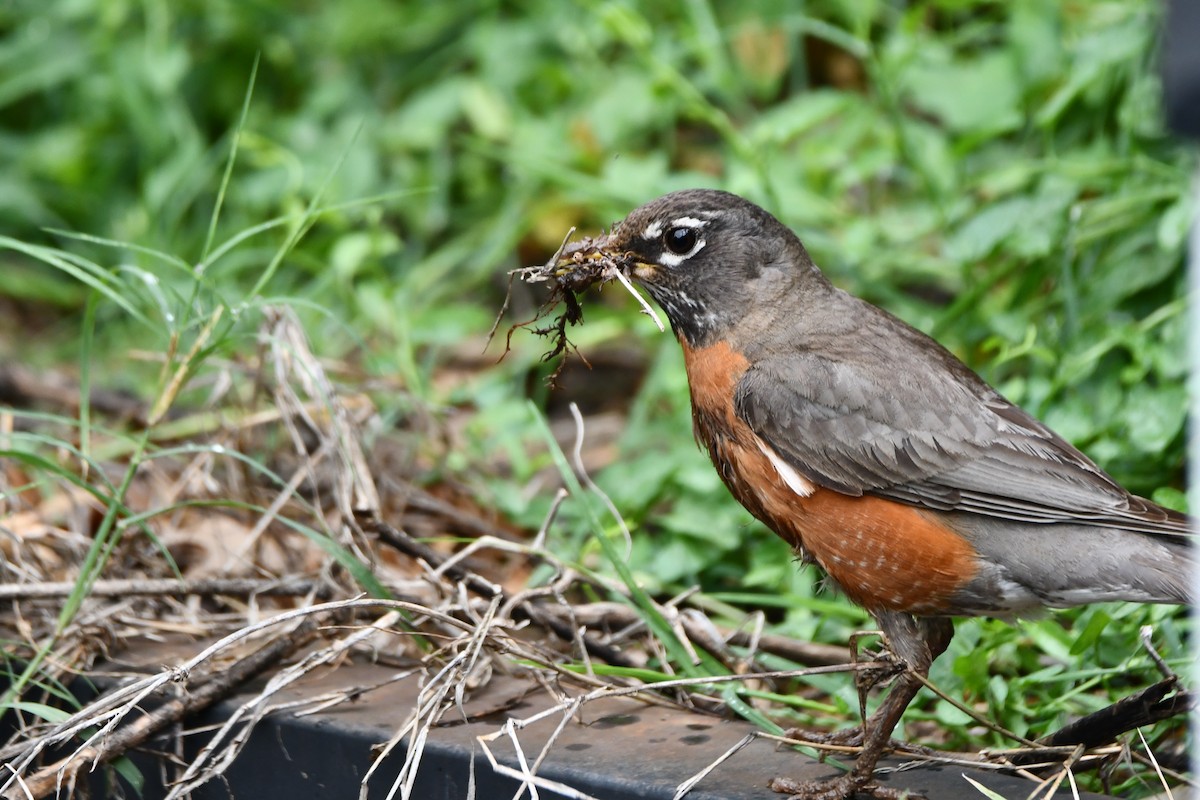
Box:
0;0;1192;784
2;0;1189;480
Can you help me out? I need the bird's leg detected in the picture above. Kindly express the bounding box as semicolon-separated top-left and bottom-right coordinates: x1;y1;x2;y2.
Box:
770;614;954;800
781;629;905;752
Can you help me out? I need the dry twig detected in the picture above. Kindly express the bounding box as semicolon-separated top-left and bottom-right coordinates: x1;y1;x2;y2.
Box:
364;515;638;669
0;577;328;601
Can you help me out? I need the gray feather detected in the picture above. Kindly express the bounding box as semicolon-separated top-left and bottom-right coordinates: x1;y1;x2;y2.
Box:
733;290;1188;537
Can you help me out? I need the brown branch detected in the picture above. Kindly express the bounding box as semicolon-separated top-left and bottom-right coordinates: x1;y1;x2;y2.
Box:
1036;678;1194;751
723;629;850;668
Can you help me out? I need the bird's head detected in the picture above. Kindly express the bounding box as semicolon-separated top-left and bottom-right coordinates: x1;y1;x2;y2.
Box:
555;189;828;346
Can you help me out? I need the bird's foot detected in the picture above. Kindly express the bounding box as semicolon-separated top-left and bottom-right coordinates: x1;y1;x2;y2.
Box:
769;773;924;800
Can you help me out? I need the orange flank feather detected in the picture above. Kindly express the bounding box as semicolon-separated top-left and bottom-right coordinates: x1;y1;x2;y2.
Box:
680;339;979;614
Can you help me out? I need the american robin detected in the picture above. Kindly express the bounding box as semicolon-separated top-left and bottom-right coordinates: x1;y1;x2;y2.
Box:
547;189;1193;800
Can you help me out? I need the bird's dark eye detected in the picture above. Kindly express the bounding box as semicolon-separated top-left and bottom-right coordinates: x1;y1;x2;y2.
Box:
664;226;698;255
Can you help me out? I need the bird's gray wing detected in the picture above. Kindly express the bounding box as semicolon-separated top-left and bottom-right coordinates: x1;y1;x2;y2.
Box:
733;346;1186;536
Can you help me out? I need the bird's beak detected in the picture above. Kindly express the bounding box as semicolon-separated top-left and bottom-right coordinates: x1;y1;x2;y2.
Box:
543;232;667;333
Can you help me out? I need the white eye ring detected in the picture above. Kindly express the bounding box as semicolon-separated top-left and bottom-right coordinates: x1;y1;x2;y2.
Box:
658;217;707;265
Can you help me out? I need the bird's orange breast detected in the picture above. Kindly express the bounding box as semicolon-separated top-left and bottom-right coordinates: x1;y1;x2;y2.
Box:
680;338;979;614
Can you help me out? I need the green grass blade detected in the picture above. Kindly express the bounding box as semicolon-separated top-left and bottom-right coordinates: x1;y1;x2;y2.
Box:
203;53;259;263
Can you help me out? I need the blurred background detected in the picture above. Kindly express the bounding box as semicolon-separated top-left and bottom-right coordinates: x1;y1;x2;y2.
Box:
0;0;1193;788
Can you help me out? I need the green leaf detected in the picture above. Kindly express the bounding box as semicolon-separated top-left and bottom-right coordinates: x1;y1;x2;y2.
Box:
901;52;1022;134
463;80;513;141
1121;383;1186;454
1151;486;1187;513
932;699;973;727
943;192;1068;264
1009;0;1064;90
751;91;853;145
1157;195;1195;252
6;701;73;723
1069;608;1111;655
113;756;145;796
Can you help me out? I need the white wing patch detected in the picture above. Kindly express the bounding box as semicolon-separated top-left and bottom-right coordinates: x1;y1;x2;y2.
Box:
756;438;816;498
